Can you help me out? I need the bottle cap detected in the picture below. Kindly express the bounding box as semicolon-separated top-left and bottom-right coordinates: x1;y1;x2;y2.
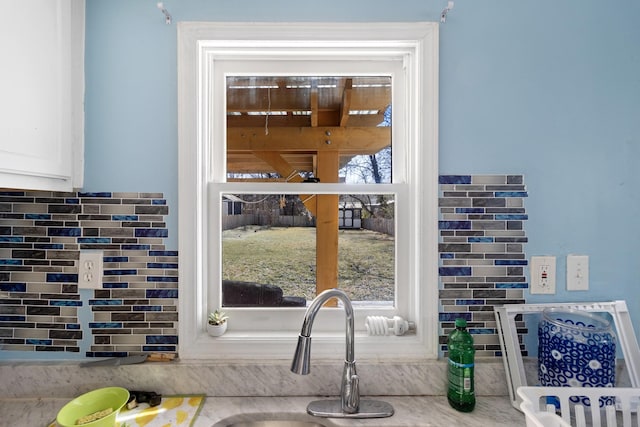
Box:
455;318;467;328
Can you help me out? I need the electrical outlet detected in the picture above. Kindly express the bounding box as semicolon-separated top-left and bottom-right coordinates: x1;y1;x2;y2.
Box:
78;250;103;289
530;256;556;294
567;254;589;291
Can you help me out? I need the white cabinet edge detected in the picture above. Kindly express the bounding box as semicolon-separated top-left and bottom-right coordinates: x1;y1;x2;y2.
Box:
0;0;85;192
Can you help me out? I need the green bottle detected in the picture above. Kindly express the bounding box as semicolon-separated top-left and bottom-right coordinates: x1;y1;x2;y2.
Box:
447;318;476;412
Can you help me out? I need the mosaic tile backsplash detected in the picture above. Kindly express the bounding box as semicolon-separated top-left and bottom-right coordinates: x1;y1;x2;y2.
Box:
0;192;177;357
439;175;528;358
0;175;528;359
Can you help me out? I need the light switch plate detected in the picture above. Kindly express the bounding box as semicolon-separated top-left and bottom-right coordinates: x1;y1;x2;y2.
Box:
530;256;556;294
567;254;589;291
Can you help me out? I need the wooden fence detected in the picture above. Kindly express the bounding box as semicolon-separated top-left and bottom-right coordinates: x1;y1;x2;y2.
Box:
222;213;394;236
362;217;395;236
222;213;314;230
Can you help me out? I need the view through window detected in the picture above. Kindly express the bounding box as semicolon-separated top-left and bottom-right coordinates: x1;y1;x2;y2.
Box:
221;76;395;307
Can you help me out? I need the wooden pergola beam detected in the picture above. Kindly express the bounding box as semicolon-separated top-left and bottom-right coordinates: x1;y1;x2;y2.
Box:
315;150;340;301
226;82;390;114
251;151;317;216
227;126;390;154
339;78;353;127
226;113;385;128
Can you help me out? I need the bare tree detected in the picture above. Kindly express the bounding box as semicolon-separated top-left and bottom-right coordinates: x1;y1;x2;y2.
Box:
339;142;392;219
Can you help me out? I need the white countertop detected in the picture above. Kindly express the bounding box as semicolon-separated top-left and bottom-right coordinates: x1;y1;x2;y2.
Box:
0;395;525;427
0;359;529;426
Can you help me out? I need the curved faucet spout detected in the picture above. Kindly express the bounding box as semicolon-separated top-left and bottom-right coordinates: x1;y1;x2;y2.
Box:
297;288;355;363
290;288;395;419
291;288;359;414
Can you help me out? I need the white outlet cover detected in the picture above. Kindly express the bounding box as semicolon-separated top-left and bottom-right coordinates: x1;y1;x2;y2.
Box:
78;250;104;290
530;255;556;294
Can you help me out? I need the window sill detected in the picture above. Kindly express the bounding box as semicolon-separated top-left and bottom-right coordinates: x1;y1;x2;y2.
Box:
186;328;434;361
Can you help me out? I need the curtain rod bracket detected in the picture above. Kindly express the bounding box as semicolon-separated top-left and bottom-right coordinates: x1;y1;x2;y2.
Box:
156;2;172;25
440;1;454;23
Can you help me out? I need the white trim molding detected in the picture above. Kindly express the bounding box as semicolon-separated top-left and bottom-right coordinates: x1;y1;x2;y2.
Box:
178;22;439;361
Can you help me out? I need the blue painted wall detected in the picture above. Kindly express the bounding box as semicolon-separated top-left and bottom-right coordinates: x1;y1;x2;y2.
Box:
84;1;640;328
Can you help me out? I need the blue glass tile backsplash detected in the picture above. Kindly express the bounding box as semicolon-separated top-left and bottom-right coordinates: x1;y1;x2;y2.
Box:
0;175;528;359
439;175;528;357
0;192;177;357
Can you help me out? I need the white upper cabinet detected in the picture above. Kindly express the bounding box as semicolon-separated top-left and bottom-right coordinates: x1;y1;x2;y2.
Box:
0;0;84;191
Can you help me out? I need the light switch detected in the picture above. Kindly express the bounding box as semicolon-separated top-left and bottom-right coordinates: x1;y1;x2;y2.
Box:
567;255;589;291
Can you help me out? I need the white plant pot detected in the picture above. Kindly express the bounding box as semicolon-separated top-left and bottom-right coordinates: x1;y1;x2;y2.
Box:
207;322;227;337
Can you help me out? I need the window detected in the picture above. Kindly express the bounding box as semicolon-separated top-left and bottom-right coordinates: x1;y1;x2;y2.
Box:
178;22;439;360
222;75;395;307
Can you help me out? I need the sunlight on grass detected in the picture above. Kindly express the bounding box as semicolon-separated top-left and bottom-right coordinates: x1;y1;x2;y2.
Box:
222;226;394;301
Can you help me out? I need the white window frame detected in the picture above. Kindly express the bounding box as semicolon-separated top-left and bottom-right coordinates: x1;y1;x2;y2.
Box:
178;22;439;361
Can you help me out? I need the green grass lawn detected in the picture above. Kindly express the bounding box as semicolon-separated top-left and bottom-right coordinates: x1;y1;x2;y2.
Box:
222;225;394;301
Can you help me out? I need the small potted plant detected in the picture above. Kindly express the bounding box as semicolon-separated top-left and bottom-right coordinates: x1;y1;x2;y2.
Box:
207;309;228;337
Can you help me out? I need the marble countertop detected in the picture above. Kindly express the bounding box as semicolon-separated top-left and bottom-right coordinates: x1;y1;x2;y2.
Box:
0;395;525;427
0;359;519;398
0;359;530;426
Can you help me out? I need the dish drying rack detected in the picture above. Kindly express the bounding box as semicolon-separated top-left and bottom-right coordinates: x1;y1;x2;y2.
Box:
518;386;640;427
495;301;640;411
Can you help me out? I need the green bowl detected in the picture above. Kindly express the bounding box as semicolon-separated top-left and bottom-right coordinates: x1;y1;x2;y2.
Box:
56;387;129;427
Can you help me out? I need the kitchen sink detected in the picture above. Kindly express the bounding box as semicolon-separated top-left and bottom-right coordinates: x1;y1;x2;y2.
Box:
213;409;337;427
223;422;327;427
214;414;334;427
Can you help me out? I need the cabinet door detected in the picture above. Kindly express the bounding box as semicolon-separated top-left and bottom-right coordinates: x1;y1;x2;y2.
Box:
0;0;84;191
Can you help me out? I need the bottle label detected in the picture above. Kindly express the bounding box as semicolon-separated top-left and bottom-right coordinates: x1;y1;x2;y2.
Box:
463;376;471;392
448;358;475;394
448;360;474;369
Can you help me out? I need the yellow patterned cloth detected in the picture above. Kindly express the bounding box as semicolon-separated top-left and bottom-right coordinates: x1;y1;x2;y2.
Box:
49;395;206;427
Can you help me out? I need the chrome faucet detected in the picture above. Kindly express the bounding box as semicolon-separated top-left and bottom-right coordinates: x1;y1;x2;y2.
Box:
291;289;394;419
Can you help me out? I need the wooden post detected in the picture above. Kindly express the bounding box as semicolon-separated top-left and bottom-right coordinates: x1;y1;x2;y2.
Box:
315;151;340;300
